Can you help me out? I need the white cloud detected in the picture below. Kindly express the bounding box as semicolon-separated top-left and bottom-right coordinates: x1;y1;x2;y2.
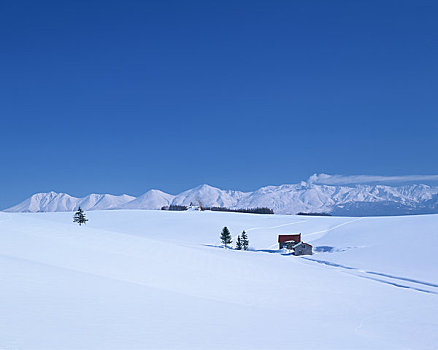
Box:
307;173;438;185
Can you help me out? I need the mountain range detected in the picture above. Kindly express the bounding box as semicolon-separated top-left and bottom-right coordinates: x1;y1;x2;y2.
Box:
4;183;438;216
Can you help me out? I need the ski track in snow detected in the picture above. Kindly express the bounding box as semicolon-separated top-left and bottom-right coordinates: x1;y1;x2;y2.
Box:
245;220;306;232
244;216;438;295
253;217;362;249
301;257;438;295
304;217;365;238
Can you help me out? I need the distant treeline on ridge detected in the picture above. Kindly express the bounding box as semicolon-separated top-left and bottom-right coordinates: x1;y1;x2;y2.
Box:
162;205;274;214
296;212;332;216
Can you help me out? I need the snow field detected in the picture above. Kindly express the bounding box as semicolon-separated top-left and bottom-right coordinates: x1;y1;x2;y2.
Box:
0;210;437;349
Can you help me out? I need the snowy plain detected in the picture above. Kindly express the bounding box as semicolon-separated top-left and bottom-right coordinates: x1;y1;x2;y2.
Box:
0;210;437;349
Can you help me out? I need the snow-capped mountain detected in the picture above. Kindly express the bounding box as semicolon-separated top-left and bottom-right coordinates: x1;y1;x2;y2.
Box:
171;184;248;208
4;183;438;216
4;191;135;213
79;194;136;211
119;190;174;210
5;191;80;213
237;183;438;215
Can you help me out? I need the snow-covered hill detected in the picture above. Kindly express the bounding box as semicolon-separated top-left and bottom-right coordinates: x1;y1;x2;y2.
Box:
5;183;438;216
0;210;437;348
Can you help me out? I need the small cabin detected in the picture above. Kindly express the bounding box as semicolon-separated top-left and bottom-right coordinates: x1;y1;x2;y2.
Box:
278;234;301;249
292;242;313;256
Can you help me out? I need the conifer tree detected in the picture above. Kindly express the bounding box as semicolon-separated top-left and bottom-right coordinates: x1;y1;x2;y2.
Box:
220;226;232;247
235;235;242;250
73;207;88;226
241;230;249;250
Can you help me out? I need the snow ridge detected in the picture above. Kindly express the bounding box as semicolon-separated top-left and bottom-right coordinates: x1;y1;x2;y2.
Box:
4;183;438;215
5;192;135;213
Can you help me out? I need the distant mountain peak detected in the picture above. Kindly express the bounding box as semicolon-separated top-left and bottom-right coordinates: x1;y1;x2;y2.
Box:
192;184;218;191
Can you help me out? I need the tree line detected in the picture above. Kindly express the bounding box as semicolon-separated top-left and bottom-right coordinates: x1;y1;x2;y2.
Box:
206;207;273;214
162;205;274;214
296;212;332;216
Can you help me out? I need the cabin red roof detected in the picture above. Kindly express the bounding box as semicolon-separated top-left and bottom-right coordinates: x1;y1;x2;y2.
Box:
278;234;301;243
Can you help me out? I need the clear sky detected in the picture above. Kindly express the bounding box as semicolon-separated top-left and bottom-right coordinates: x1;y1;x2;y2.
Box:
1;0;437;209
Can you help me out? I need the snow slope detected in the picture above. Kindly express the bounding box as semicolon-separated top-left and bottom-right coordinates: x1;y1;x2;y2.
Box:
0;210;437;349
79;193;136;210
5;183;438;215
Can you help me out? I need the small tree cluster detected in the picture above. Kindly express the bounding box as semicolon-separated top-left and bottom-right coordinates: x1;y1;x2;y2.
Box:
73;207;88;226
220;227;250;250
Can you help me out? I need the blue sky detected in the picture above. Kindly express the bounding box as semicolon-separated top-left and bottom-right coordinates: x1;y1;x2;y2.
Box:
1;0;437;208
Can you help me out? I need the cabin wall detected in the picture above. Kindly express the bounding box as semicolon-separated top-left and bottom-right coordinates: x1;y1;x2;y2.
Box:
293;245;313;256
279;242;296;249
